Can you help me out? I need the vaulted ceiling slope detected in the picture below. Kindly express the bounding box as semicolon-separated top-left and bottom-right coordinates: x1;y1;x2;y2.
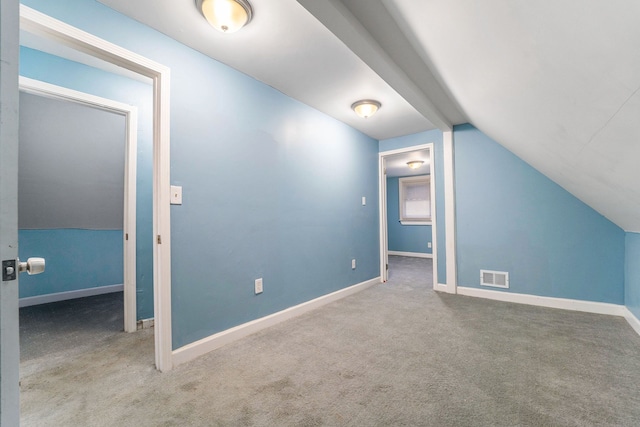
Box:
307;0;640;232
99;0;640;232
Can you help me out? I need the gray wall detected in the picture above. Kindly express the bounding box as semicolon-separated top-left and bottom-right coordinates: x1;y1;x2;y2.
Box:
19;92;125;230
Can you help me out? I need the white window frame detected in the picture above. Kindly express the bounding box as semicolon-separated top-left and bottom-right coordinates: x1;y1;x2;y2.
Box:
399;175;431;225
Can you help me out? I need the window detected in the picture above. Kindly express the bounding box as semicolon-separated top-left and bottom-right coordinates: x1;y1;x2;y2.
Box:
399;175;431;225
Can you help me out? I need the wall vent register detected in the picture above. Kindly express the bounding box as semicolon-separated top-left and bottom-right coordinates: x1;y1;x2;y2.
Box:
480;270;509;288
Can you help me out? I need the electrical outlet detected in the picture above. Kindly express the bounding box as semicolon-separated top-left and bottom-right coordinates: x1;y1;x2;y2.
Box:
351;259;356;269
428;242;432;248
255;278;263;294
362;196;366;206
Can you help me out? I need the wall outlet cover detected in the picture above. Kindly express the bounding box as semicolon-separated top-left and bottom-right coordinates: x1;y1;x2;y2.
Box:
170;185;182;205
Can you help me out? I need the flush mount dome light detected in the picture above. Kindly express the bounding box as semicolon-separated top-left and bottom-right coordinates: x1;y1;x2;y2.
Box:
351;100;381;119
407;160;424;169
197;0;253;33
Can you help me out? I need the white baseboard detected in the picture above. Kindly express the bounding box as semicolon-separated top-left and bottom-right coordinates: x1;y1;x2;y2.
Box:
434;283;448;292
137;318;154;330
172;277;381;368
19;284;123;308
624;308;640;336
456;286;627;317
388;251;432;259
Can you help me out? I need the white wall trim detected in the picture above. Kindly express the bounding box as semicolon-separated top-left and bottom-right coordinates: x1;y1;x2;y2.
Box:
379;154;389;281
173;277;380;367
19;76;138;333
429;143;439;289
623;308;640;336
19;284;123;308
21;5;173;371
457;286;627;317
440;286;640;339
137;318;155;330
388;251;432;259
434;283;448;292
442;130;457;294
379;144;432;158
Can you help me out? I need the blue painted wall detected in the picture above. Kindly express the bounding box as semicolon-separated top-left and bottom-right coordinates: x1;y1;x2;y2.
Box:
454;124;624;303
626;233;640;319
20;46;155;319
18;230;122;298
386;176;432;254
379;129;445;283
23;0;380;349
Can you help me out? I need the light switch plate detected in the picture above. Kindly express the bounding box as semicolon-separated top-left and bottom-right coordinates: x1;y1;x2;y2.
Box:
170;185;182;205
362;196;366;206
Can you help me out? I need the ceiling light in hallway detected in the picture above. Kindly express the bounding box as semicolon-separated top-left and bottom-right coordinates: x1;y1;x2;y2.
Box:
197;0;253;33
351;100;381;119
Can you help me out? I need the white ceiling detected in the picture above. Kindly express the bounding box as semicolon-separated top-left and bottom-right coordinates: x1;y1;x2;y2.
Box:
86;0;640;232
385;149;430;178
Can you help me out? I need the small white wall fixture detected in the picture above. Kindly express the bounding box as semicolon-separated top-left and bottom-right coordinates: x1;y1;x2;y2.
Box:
379;143;438;288
19;5;173;371
19;77;138;333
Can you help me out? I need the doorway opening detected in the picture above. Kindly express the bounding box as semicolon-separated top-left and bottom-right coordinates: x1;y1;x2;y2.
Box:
379;144;437;288
18;77;138;334
20;5;173;371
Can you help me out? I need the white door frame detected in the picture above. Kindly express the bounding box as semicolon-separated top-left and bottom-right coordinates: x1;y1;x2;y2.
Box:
19;5;173;371
19;77;138;333
442;131;457;293
379;143;438;288
379;154;389;281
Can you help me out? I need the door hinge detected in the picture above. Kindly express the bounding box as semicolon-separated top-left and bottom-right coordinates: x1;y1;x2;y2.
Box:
157;235;162;244
125;233;129;241
386;263;389;270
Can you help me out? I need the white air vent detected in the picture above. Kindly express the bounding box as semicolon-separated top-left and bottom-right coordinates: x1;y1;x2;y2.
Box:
480;270;509;288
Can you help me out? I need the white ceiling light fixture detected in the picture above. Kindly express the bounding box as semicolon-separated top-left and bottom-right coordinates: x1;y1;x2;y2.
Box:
351;99;381;119
407;160;424;169
197;0;253;33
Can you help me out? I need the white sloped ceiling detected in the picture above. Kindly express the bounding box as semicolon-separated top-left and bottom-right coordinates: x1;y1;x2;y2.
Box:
384;0;640;232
